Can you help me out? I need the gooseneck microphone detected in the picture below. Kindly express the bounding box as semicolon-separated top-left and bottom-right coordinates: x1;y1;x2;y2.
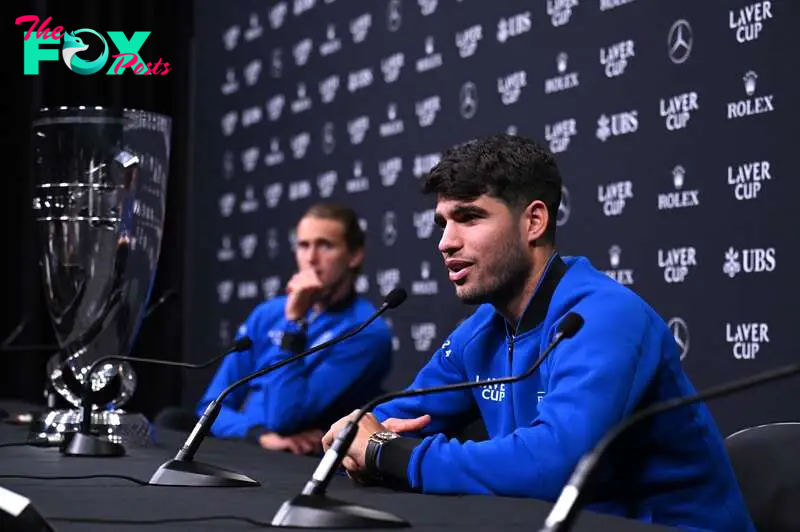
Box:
147;288;408;488
270;312;585;529
539;362;800;532
61;336;254;458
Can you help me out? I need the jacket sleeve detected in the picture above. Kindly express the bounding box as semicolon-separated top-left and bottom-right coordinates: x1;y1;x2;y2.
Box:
250;322;393;435
197;313;266;439
390;298;662;499
372;334;477;438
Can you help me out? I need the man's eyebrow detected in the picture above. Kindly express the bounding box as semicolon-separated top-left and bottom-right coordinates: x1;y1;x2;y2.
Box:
297;237;334;245
450;205;488;217
434;205;488;226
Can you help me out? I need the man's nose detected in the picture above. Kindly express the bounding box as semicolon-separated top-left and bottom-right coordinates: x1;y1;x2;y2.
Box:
308;246;321;264
438;224;461;255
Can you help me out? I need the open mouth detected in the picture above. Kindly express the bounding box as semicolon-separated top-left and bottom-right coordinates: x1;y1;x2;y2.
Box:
446;260;472;283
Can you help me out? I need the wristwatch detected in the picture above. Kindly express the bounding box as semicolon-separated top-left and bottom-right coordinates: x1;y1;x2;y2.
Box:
365;431;400;477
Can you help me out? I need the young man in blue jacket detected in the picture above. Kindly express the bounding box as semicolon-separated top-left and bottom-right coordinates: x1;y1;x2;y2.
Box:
322;134;755;531
200;202;393;455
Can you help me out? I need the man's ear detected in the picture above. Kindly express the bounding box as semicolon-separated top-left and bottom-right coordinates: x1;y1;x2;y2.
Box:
348;247;365;270
523;200;549;245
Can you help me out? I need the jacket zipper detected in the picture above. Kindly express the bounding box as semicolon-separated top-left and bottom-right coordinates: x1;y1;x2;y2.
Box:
507;334;515;372
507;334;516;430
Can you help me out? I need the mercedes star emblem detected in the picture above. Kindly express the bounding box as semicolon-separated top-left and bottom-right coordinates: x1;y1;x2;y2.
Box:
668;19;693;65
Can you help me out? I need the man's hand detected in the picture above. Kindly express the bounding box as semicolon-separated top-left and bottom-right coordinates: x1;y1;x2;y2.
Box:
383;415;431;434
285;269;325;321
259;429;324;455
322;411;431;473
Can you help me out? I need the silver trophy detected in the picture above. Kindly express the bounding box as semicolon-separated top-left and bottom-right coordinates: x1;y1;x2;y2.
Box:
29;106;171;449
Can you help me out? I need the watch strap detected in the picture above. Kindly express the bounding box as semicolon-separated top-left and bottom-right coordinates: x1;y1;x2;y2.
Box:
365;431;398;476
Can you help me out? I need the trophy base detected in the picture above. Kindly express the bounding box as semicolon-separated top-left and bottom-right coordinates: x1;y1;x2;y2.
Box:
26;408;154;448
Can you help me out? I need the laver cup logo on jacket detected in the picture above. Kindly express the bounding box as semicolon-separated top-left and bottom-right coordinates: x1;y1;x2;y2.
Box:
475;375;506;402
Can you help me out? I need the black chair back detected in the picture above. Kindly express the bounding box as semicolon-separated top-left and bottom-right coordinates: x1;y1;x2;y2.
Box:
726;422;800;532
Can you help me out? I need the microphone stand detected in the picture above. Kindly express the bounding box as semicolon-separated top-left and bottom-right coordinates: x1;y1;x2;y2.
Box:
61;337;251;458
0;485;55;532
147;289;407;488
270;313;585;529
538;362;800;532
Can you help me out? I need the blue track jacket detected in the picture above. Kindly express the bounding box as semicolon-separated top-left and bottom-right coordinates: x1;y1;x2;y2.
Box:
373;254;755;532
199;292;393;439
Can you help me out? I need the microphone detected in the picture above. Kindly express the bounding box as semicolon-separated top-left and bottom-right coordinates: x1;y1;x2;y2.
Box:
60;336;253;458
147;288;409;489
539;362;800;532
271;312;585;529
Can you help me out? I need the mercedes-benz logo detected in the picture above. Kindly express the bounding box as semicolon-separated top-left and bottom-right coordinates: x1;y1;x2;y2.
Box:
382;211;398;246
668;317;690;360
322;122;335;154
271;48;283;77
460;81;478;119
667;19;693;65
387;0;402;32
557;185;570;227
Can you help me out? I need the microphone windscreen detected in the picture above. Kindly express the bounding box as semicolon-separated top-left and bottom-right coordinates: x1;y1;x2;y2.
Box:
232;336;253;351
384;288;408;309
558;313;584;339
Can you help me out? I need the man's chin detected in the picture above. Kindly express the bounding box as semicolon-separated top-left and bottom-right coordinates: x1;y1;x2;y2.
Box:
455;286;489;306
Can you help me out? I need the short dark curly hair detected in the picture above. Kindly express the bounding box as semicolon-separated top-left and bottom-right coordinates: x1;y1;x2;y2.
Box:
422;134;562;244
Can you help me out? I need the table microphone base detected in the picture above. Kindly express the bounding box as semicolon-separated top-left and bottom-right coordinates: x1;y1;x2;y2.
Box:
61;432;126;457
0;485;56;532
148;458;260;487
271;494;410;528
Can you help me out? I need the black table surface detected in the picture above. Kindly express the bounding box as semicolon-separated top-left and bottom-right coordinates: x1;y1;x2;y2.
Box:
0;402;676;531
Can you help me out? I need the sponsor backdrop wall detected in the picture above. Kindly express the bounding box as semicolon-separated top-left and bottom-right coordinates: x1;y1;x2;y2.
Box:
185;0;798;436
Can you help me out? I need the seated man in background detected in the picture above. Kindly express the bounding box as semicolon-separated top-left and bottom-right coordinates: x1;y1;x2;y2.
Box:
323;134;755;531
191;202;393;455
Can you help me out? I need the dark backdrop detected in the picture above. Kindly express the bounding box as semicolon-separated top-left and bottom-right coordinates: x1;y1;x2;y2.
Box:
2;1;799;439
1;0;193;420
184;0;799;437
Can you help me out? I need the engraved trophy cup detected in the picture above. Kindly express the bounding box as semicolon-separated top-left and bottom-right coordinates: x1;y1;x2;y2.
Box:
29;106;171;448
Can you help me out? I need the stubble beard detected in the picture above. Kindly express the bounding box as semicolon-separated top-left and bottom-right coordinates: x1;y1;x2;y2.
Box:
457;236;531;307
